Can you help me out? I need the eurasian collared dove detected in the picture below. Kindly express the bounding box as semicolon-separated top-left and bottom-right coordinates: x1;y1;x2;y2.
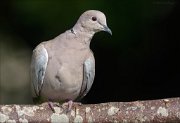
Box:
31;10;112;105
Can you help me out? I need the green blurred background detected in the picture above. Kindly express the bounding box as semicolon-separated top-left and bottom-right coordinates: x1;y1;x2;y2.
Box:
0;0;179;104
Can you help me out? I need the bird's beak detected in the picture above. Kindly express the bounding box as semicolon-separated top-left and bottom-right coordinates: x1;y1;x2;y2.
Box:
103;25;112;35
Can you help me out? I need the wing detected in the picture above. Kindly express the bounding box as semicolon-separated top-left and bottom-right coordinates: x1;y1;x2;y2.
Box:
76;53;95;101
31;44;48;99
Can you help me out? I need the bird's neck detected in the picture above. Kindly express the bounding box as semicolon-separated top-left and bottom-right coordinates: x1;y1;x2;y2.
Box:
72;23;95;44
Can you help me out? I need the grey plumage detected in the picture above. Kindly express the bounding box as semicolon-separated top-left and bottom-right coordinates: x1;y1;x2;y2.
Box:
31;44;48;98
76;53;95;101
31;10;111;103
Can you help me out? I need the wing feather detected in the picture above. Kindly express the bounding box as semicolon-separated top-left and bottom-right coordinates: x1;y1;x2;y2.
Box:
31;44;48;98
76;54;95;101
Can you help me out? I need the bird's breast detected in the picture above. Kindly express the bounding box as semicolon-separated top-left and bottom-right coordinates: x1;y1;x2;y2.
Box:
42;43;90;101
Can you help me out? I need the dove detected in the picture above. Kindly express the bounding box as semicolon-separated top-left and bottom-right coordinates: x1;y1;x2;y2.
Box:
31;10;112;110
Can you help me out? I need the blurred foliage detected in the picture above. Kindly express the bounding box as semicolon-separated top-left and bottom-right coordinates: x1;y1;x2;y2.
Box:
0;0;179;104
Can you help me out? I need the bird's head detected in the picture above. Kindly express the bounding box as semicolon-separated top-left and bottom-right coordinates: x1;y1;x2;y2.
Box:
74;10;112;35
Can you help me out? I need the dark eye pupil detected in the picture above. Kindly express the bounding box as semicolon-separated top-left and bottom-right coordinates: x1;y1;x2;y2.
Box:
92;16;97;21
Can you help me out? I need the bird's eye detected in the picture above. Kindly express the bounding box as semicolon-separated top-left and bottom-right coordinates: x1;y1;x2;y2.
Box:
91;16;97;21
